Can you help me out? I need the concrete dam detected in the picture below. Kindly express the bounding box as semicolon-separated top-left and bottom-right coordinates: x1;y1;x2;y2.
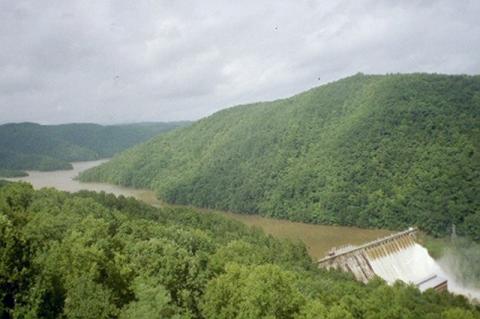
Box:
317;228;448;292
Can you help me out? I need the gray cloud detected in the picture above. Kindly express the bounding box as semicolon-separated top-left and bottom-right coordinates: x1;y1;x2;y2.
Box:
0;0;479;124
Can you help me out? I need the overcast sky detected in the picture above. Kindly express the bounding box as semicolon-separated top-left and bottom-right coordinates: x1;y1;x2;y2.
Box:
0;0;479;124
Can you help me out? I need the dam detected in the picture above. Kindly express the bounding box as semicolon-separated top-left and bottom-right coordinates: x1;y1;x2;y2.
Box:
317;228;448;292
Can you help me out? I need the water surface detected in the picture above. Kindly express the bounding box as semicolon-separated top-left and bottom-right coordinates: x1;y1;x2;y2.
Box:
219;211;392;259
7;160;392;259
7;160;161;204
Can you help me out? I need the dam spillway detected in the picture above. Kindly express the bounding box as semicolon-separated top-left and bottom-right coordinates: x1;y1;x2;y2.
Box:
317;228;448;292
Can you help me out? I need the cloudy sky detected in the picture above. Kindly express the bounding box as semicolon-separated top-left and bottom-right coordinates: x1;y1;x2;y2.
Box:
1;0;479;124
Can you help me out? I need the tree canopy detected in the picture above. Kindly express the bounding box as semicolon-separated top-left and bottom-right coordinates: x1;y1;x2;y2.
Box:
79;73;480;240
0;182;478;318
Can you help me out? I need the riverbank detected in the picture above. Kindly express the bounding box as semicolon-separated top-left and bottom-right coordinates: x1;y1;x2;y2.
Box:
5;160;393;260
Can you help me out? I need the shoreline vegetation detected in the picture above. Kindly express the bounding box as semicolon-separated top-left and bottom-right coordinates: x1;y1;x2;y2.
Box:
0;169;29;178
4;159;478;292
1;159;395;260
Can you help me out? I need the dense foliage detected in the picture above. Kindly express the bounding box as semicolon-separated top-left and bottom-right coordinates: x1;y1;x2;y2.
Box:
0;122;189;176
1;182;478;318
0;170;28;178
80;73;480;239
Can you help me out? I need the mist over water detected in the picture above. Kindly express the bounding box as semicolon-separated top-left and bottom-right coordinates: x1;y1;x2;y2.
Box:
436;239;480;301
371;243;480;301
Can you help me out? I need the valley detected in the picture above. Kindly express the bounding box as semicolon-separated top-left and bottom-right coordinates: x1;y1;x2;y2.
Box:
79;74;480;241
6;159;391;260
2;2;479;316
7;159;480;301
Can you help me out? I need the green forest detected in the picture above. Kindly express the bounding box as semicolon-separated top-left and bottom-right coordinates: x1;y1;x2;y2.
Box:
79;73;480;240
1;182;479;318
0;122;188;177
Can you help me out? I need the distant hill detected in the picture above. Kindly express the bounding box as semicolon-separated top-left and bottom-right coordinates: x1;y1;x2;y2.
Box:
0;121;189;176
79;73;480;239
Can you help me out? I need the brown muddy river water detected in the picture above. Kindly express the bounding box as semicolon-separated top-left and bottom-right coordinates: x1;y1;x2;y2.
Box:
7;160;391;260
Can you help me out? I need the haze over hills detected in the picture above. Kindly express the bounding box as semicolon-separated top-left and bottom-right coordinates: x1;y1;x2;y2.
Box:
0;122;189;177
80;73;480;239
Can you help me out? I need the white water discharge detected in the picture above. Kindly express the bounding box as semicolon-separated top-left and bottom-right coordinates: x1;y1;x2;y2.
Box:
370;243;480;301
370;243;438;283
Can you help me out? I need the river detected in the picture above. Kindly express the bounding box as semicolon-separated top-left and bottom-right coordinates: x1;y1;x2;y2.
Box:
6;159;392;260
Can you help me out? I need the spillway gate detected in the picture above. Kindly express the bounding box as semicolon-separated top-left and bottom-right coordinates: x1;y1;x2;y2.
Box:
317;227;448;292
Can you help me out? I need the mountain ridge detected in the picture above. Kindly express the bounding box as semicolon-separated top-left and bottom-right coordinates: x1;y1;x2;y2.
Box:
0;121;190;176
79;73;480;239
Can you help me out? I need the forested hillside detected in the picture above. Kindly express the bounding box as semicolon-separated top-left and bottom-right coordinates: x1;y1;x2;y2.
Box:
80;73;480;239
0;122;188;176
1;182;478;318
